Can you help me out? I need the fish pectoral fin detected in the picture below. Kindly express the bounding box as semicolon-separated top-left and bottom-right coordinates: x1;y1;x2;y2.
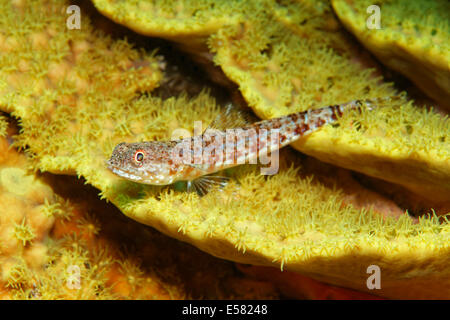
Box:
187;175;230;197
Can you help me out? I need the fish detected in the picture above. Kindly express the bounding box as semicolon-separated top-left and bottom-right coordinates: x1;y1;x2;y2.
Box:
107;97;394;195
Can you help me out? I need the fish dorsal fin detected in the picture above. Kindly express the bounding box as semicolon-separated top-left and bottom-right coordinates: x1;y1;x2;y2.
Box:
205;103;257;133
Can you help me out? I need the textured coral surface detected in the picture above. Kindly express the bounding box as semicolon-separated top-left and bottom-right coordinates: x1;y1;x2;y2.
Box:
0;0;449;300
332;0;450;109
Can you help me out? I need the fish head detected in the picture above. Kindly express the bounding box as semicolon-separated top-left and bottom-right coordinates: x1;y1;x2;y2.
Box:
107;141;179;185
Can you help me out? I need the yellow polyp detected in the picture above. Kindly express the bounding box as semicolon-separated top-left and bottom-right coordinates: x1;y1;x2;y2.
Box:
13;219;36;247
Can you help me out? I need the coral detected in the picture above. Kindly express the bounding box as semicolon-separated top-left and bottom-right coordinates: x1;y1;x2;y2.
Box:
208;1;450;202
0;122;62;297
0;0;162;121
0;118;161;299
91;0;450;202
208;0;393;115
92;0;242;51
0;124;55;280
331;0;450;109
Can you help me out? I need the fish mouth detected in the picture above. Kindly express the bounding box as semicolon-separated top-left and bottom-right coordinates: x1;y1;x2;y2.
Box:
107;163;144;182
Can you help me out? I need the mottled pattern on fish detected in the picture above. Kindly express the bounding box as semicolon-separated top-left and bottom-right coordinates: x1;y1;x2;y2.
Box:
107;98;381;186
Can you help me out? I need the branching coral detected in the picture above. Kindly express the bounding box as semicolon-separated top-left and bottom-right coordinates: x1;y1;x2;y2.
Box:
331;0;450;109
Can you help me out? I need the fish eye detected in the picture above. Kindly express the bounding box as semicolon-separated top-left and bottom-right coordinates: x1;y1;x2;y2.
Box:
134;150;145;163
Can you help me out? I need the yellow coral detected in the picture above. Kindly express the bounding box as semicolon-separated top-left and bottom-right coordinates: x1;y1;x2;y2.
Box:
207;2;450;202
92;0;242;51
0;0;162;120
332;0;450;109
209;1;393;115
0;121;55;296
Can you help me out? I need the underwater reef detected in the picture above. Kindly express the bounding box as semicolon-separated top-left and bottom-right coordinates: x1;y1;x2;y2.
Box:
0;0;449;299
332;0;450;109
